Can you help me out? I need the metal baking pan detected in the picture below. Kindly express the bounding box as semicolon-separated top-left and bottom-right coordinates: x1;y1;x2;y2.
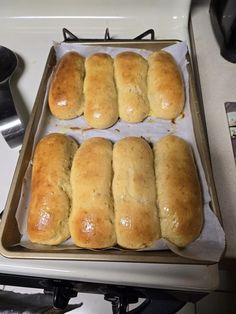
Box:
0;40;222;264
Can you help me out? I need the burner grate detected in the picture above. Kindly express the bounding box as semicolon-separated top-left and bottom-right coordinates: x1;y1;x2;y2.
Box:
62;28;155;42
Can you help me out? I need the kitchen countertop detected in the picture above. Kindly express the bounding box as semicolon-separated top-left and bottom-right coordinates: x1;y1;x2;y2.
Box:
191;0;236;259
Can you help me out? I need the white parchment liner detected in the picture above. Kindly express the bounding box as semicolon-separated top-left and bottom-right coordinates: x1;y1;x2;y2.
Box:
16;42;225;262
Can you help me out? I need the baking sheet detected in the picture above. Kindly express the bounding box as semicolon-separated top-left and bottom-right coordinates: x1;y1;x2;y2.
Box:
15;41;225;262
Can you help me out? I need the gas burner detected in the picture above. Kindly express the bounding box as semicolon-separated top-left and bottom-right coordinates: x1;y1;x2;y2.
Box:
62;28;155;42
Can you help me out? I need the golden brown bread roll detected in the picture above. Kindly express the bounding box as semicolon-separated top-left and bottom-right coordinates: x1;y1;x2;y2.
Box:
147;50;184;120
69;137;116;248
112;137;160;249
114;52;149;123
84;53;118;129
27;133;78;245
154;135;203;247
48;52;85;119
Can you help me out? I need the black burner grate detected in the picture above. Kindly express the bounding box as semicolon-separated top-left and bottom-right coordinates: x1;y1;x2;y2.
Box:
62;27;155;42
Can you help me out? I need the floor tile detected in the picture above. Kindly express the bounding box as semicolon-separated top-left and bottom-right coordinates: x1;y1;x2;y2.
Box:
218;270;236;292
196;291;236;314
68;293;114;313
176;302;196;314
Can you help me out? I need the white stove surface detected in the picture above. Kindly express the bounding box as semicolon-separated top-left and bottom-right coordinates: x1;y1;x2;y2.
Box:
0;0;219;291
0;0;191;212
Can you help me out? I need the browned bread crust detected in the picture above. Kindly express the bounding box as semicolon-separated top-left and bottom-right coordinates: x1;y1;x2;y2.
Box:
114;52;149;123
113;137;160;249
48;52;85;119
154;135;203;247
148;51;184;119
84;53;118;128
27;133;78;245
69;137;116;248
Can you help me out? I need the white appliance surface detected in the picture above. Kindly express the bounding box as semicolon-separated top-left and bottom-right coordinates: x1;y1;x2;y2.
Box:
0;0;219;292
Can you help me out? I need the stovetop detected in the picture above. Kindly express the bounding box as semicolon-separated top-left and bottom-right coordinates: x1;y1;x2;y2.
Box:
0;0;191;213
0;0;221;293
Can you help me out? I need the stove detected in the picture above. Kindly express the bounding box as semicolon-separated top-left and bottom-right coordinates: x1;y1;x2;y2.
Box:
0;0;191;213
0;0;220;312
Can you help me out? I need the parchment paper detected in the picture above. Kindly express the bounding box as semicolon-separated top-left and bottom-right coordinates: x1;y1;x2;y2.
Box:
16;42;225;262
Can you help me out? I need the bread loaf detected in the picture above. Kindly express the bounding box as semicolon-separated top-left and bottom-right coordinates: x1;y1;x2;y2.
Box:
48;52;85;119
69;137;116;248
27;133;78;245
84;53;118;128
148;51;184;120
114;52;149;123
112;137;160;249
154;135;203;247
